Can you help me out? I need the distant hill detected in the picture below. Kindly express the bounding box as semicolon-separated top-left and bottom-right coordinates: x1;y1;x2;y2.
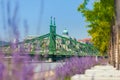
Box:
0;41;10;46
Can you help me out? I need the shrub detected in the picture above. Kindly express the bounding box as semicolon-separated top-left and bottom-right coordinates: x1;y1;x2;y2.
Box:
55;56;98;80
0;50;35;80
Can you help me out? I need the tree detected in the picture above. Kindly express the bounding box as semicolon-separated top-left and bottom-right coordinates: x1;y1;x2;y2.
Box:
78;0;115;55
114;0;120;70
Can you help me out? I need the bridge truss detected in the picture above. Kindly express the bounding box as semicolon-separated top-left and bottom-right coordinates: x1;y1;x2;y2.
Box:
23;17;99;56
2;17;100;57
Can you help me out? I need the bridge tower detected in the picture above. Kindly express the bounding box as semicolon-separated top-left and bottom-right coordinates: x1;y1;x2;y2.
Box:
49;17;56;54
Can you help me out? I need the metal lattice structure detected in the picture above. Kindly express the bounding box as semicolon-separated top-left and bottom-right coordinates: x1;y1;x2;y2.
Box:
23;17;99;56
2;17;99;56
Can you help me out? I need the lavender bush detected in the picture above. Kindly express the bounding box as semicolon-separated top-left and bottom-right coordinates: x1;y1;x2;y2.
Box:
0;49;35;80
0;1;105;80
0;0;36;80
55;56;98;80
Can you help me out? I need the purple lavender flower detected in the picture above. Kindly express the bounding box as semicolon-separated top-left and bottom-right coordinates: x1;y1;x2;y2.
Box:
55;56;99;80
0;61;5;80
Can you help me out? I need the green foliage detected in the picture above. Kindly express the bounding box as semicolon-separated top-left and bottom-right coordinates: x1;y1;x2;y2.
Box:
78;0;115;55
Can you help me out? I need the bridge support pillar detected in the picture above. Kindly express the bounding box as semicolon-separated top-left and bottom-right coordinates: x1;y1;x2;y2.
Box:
49;17;56;54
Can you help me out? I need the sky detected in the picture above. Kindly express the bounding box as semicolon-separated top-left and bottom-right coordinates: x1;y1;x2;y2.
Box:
0;0;94;41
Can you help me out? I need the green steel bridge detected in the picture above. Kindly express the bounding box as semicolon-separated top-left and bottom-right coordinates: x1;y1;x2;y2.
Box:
2;17;100;60
24;17;99;56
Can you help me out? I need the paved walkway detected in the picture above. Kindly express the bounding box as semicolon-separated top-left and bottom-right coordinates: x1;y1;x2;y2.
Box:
71;65;120;80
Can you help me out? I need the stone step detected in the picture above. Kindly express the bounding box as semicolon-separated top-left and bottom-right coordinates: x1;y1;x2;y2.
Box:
71;75;120;80
71;65;120;80
91;65;116;70
79;75;120;80
71;74;81;80
85;72;120;77
85;70;120;76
